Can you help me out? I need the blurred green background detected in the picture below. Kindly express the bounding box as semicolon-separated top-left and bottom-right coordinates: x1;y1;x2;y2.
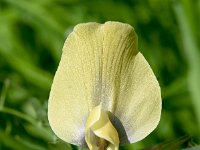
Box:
0;0;200;149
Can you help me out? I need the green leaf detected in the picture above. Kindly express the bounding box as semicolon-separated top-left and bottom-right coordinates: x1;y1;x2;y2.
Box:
183;146;200;150
143;135;191;150
0;131;45;150
48;140;73;150
24;123;54;142
173;0;200;132
0;79;10;109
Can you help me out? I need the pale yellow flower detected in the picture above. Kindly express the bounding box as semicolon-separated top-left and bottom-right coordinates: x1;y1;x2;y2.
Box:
48;21;162;150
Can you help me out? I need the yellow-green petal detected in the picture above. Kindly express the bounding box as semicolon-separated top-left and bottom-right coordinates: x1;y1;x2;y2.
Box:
48;21;161;147
113;52;161;144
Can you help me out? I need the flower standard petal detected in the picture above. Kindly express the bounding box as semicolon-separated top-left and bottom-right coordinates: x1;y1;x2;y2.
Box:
48;21;162;149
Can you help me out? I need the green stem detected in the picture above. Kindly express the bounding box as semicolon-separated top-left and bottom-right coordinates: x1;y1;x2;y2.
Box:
173;0;200;133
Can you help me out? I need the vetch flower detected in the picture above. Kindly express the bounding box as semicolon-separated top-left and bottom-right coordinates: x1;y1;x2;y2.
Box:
48;21;162;150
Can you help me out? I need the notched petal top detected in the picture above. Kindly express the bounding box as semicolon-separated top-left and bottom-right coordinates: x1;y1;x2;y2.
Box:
48;21;161;148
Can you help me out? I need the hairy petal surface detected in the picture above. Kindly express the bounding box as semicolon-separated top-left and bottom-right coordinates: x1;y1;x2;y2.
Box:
48;21;161;146
113;52;161;144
